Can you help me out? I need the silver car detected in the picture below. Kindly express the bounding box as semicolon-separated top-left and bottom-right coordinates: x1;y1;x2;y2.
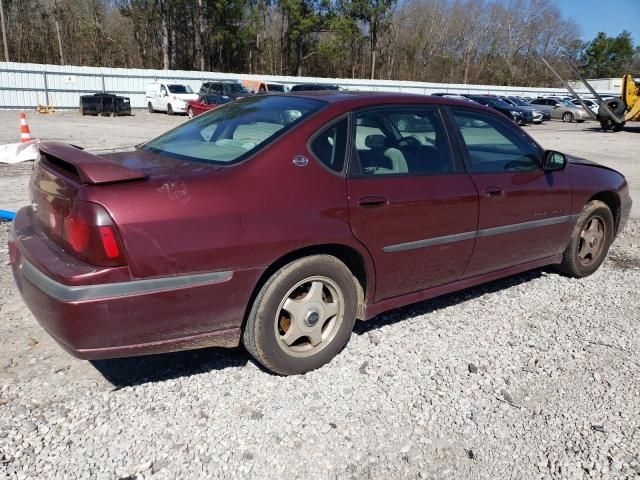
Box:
529;98;588;122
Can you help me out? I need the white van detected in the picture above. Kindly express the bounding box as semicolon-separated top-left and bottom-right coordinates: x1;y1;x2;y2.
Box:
145;83;199;115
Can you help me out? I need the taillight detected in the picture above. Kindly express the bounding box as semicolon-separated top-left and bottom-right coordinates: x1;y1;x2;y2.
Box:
62;202;127;267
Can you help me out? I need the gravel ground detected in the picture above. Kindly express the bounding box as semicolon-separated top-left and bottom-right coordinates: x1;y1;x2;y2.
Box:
1;220;639;479
0;111;639;479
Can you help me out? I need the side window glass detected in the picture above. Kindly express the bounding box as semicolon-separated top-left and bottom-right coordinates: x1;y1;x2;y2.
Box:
354;108;454;176
310;117;348;172
452;110;540;173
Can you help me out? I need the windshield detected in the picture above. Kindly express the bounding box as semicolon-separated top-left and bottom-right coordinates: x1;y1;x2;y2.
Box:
508;97;529;106
560;100;577;108
141;95;325;164
484;97;511;108
168;85;193;94
267;84;285;92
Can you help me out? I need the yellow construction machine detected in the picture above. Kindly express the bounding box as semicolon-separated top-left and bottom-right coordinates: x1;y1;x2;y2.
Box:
541;57;639;132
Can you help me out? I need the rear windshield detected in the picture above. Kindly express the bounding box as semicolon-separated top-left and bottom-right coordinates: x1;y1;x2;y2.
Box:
168;84;193;94
268;84;285;92
225;83;249;93
141;95;325;164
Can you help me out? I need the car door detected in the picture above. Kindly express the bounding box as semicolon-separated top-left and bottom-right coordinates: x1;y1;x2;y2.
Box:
547;99;563;119
158;84;169;111
447;107;572;277
346;106;479;302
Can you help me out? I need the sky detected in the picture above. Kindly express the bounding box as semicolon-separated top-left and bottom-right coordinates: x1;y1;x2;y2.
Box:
554;0;640;45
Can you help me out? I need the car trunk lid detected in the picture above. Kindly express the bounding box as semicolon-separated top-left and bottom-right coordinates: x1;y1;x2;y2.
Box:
31;143;149;245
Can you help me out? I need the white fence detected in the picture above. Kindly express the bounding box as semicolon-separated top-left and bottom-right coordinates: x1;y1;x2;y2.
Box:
0;61;617;110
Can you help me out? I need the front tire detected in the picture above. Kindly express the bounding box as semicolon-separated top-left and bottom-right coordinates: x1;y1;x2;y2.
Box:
243;255;358;375
557;200;614;278
167;104;174;115
562;112;574;122
187;107;194;118
148;102;154;113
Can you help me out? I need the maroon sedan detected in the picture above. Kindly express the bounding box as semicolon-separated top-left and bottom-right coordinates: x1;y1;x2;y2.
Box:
186;94;231;118
9;93;632;375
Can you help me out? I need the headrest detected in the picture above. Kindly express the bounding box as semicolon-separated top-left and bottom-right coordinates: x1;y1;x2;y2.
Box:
365;134;387;149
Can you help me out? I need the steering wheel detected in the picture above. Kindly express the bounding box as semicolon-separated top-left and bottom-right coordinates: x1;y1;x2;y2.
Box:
397;136;422;147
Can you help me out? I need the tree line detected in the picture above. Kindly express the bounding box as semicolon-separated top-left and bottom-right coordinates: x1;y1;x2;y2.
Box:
1;0;638;87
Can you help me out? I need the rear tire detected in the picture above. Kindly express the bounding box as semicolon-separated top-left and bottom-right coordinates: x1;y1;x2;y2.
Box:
556;200;614;278
243;255;358;375
147;102;154;113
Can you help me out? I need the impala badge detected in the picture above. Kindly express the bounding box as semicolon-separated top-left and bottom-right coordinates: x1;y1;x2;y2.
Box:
292;155;309;167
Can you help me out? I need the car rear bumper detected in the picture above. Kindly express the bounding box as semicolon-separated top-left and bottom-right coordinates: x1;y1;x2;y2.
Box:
9;207;261;360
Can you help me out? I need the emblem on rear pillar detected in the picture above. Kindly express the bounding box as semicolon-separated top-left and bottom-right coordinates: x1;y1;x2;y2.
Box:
292;155;309;167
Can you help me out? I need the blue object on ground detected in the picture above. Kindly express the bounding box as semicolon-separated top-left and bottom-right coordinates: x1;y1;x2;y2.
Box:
0;209;16;221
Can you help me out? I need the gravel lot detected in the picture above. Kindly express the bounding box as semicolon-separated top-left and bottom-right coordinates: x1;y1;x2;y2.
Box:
0;111;639;479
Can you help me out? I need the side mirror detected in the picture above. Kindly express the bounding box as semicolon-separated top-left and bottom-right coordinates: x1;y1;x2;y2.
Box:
543;150;567;172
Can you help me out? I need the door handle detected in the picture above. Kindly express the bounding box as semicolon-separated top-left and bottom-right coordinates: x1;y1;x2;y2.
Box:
483;186;504;198
358;195;388;208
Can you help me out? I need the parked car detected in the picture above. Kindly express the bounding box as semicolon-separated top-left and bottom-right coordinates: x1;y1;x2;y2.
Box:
242;80;288;94
462;94;535;124
291;83;341;92
530;98;589;122
145;83;199;115
504;96;551;121
185;95;232;118
199;81;251;99
9;93;631;375
571;98;599;115
498;96;545;123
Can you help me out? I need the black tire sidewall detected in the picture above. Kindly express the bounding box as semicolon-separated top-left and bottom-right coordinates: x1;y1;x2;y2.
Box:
248;256;357;375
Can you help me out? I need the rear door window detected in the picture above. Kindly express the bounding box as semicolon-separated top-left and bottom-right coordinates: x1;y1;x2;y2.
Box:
353;107;454;176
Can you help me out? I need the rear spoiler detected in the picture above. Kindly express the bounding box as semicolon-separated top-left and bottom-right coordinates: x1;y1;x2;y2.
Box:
39;142;148;185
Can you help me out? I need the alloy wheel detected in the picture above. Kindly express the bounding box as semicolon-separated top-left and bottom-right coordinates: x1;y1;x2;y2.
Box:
274;276;344;358
578;215;606;266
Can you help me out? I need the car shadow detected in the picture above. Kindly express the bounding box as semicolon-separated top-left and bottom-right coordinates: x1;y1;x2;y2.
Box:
91;267;548;387
353;268;546;335
583;125;640;134
90;345;251;388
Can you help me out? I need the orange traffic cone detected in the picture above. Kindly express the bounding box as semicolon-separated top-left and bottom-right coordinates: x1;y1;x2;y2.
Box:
20;112;32;143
